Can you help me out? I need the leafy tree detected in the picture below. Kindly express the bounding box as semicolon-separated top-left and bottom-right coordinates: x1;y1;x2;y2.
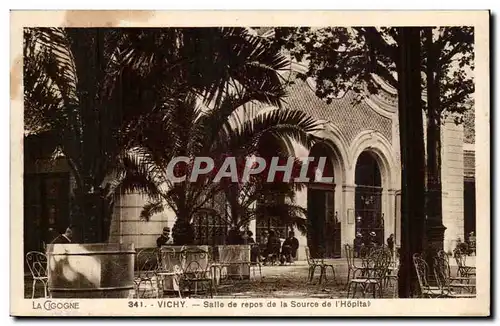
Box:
270;26;473;296
396;27;426;297
23;27;299;243
270;27;425;297
271;26;473;241
463;99;475;144
422;27;474;253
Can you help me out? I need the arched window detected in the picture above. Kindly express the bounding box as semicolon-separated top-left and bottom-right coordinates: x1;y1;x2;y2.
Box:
355;151;384;246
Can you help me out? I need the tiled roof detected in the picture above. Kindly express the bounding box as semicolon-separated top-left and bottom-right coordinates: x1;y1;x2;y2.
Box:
282;78;393;145
464;150;475;180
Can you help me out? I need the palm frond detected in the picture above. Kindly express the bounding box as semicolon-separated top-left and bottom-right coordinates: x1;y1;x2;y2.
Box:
255;201;308;236
220;108;320;156
105;148;165;200
23;28;79;135
177;27;289;108
140;201;165;221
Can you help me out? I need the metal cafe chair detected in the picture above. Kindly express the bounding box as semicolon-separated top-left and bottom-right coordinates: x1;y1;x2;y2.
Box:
216;245;251;282
433;255;475;298
216;244;263;281
179;248;215;298
437;250;472;285
362;246;397;296
305;247;336;285
412;253;443;298
134;248;161;298
344;244;369;289
305;246;320;283
453;248;476;279
316;257;336;285
157;247;183;298
249;244;263;280
346;248;389;298
26;251;49;299
382;247;398;297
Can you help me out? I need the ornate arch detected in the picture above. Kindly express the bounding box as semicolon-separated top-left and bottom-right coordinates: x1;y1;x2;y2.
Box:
309;121;350;184
349;130;398;190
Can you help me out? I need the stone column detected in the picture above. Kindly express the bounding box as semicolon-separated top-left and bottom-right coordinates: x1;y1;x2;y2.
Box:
384;189;397;242
294;188;308;260
441;118;465;253
249;218;256;240
394;190;402;247
342;184;356;255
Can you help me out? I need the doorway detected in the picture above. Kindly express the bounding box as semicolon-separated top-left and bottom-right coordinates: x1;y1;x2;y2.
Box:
355;151;384;246
307;188;340;258
24;173;70;254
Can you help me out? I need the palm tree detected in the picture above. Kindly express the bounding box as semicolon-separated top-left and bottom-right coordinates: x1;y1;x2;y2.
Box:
23;27;294;243
219;135;311;241
113;87;321;244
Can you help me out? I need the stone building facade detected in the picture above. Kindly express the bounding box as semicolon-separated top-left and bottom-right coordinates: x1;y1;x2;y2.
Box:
105;66;469;258
23;65;473;259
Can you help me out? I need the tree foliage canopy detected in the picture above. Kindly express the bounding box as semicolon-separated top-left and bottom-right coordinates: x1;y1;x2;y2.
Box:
271;26;474;118
23;27;310;242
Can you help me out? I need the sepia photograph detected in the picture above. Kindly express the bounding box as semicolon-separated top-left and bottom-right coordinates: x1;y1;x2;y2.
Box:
10;10;490;317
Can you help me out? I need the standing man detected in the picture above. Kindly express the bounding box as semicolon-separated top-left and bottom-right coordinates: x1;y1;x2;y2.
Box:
353;232;363;258
368;231;378;249
387;233;395;255
156;227;171;248
50;226;73;244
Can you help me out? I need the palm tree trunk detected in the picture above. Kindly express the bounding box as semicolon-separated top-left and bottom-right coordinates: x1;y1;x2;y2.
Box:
72;190;113;243
396;27;426;298
172;214;195;245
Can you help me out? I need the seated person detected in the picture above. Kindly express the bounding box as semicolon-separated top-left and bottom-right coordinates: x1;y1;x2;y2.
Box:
247;231;260;263
246;230;256;244
280;243;292;265
156;227;171;248
280;232;299;264
264;230;281;265
258;230;269;259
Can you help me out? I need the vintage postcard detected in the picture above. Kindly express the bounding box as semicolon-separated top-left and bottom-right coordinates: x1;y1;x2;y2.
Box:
10;10;490;316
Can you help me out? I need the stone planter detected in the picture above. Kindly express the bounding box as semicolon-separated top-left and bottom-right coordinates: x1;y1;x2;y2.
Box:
218;245;251;279
159;245;211;293
46;243;135;298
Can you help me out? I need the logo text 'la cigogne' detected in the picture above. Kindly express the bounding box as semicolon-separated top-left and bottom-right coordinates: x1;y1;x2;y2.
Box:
165;156;332;183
